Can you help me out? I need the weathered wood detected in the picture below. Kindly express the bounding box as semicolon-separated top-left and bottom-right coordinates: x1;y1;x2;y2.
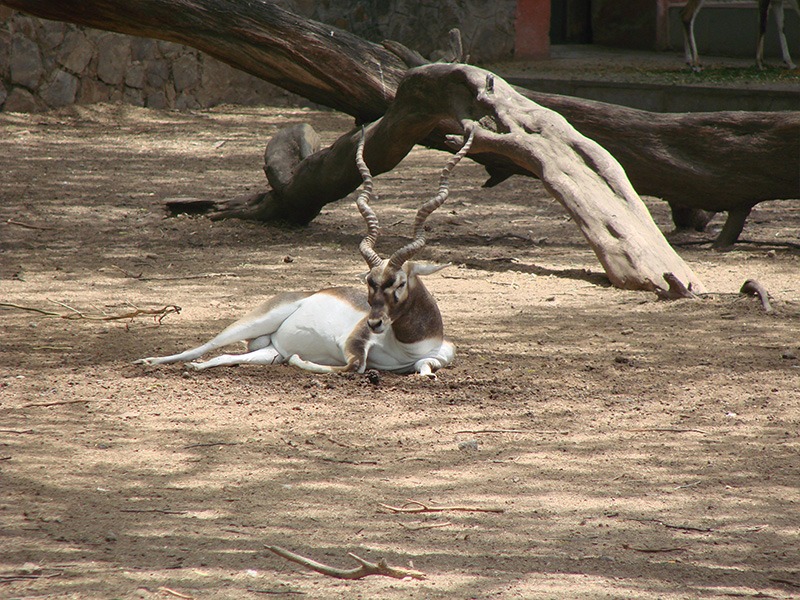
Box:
192;64;705;292
414;65;706;292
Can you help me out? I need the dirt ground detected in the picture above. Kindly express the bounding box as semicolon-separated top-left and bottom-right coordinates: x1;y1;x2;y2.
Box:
1;104;798;600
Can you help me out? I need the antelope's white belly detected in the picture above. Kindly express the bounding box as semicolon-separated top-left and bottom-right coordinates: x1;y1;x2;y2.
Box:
271;291;366;365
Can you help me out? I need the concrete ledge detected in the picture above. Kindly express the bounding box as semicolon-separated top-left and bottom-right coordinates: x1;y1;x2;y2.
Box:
506;75;800;112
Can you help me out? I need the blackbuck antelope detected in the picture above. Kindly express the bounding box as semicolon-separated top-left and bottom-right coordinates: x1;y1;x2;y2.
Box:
682;0;800;71
136;126;475;377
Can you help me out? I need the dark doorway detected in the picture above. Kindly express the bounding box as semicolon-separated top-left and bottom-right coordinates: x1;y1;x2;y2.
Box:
550;0;592;44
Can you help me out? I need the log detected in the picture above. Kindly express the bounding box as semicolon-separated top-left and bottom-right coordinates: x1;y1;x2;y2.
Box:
183;63;706;292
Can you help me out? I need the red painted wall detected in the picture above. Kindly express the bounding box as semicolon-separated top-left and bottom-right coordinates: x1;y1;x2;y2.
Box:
515;0;551;58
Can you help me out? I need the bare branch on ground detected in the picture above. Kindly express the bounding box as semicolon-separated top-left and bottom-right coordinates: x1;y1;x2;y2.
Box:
266;545;426;580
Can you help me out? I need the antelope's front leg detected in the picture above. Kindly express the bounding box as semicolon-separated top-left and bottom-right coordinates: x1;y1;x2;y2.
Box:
413;340;456;379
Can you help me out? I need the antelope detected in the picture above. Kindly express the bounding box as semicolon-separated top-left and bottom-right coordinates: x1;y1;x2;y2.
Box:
135;125;475;378
681;0;800;71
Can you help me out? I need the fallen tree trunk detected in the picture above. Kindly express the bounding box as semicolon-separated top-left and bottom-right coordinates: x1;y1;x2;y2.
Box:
3;0;798;247
521;91;800;248
181;63;708;292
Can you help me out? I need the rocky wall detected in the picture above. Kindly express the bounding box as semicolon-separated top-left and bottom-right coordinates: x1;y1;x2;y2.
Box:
283;0;517;63
0;7;301;113
0;1;517;113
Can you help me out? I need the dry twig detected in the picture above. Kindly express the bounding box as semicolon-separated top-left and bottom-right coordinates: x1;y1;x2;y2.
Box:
0;301;181;323
4;218;56;230
158;587;195;599
183;442;239;449
22;399;97;408
455;429;525;435
398;521;453;531
630;518;712;533
120;508;187;515
674;480;702;490
379;499;505;514
0;570;63;583
626;427;707;434
623;544;686;553
112;265;237;281
266;545;426;580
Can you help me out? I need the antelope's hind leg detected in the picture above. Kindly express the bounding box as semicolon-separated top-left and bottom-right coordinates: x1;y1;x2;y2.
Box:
188;346;284;370
135;291;311;367
135;339;224;366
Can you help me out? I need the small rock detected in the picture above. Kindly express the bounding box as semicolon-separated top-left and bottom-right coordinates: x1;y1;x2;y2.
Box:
365;369;380;386
20;563;43;575
781;351;797;360
458;440;479;451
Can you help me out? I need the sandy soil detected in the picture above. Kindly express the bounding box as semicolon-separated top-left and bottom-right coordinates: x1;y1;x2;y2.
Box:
1;104;799;599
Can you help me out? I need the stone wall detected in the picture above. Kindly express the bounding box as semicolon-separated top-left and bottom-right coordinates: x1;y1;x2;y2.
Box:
283;0;517;63
0;7;303;113
0;1;517;113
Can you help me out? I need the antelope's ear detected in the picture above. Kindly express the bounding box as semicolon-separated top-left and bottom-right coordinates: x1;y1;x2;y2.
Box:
406;262;451;277
356;271;370;283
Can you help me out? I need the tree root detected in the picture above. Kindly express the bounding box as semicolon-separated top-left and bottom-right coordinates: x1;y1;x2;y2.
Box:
740;279;773;313
654;272;699;300
266;545;426;580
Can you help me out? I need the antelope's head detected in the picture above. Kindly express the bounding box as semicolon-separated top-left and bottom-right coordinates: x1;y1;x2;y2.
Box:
354;125;474;336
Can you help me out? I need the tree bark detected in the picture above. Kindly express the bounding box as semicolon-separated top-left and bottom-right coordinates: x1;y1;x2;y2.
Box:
3;0;797;247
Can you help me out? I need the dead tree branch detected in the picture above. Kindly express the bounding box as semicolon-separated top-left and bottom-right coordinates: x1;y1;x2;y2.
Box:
0;302;181;323
182;64;704;292
266;545;426;580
